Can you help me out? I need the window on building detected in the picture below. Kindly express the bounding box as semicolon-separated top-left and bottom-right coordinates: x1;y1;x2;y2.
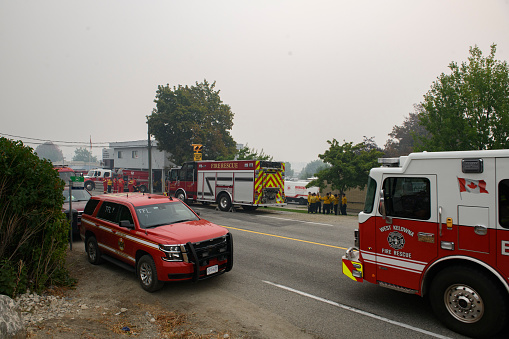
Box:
118;151;122;159
132;150;138;159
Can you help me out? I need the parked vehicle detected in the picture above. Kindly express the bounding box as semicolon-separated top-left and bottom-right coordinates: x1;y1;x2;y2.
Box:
62;187;91;235
166;160;286;211
80;193;233;292
84;168;149;192
284;180;318;205
342;150;509;338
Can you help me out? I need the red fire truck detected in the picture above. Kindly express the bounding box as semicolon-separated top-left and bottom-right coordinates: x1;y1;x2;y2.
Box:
167;160;286;211
54;165;76;183
342;150;509;337
84;168;149;192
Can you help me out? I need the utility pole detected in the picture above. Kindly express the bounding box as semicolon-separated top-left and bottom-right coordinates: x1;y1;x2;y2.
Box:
147;119;153;193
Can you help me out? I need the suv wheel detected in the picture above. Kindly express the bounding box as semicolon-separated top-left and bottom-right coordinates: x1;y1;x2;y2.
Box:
137;255;164;292
86;236;102;265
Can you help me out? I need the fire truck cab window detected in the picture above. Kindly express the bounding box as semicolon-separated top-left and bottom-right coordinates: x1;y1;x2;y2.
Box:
180;163;196;181
498;179;509;228
363;176;377;213
381;177;430;220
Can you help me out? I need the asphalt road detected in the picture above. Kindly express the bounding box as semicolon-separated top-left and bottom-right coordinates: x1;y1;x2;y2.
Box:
185;204;470;339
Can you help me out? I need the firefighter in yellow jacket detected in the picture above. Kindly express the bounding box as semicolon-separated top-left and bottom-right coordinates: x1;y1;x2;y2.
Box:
341;194;348;215
331;194;339;215
322;193;332;214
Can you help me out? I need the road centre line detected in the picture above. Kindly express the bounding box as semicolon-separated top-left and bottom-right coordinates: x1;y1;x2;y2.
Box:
263;281;452;339
223;226;347;250
259;215;334;227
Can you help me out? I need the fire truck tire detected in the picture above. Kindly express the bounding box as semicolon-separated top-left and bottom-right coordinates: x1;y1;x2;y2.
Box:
137;255;164;292
85;181;94;191
86;236;103;265
429;265;508;338
139;185;147;193
176;191;186;202
218;193;231;211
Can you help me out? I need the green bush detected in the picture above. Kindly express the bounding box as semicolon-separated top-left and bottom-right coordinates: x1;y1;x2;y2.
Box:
0;137;72;297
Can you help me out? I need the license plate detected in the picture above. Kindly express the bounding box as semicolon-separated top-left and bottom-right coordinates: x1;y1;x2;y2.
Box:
206;264;218;275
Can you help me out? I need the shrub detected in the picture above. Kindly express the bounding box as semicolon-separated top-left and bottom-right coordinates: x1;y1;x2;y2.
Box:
0;137;72;297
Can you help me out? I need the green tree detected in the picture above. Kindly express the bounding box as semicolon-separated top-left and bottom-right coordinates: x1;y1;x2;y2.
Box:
299;160;328;180
72;147;98;162
308;139;383;193
0;137;72;297
35;141;64;162
148;80;237;164
218;144;273;161
417;44;509;151
384;105;428;157
285;162;294;178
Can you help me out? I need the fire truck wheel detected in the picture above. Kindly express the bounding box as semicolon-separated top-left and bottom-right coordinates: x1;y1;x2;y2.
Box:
85;181;94;191
139;185;147;193
218;193;231;211
86;236;103;265
137;255;164;292
429;265;508;338
176;191;186;202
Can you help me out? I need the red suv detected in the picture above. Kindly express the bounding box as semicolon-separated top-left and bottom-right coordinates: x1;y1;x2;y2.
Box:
80;193;233;292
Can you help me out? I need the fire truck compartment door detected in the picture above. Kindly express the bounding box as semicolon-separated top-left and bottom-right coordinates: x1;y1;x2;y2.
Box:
198;173;216;200
233;172;255;203
376;174;437;289
458;206;490;254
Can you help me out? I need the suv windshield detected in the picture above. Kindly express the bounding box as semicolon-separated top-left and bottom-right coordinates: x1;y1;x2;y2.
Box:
135;201;199;229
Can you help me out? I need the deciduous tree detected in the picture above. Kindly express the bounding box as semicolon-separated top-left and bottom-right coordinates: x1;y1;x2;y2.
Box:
308;139;383;193
299;160;328;180
35;141;64;162
72;147;97;162
417;44;509;151
384;105;428;157
148;80;237;164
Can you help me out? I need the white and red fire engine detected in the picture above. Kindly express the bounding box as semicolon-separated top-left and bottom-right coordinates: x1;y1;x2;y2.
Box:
342;150;509;337
84;168;149;192
285;180;319;205
166;160;286;211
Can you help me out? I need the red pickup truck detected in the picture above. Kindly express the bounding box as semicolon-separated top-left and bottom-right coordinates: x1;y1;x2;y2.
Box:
80;193;233;292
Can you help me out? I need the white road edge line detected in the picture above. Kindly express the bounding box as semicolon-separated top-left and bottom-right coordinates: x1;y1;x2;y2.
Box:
259;215;334;227
263;280;452;339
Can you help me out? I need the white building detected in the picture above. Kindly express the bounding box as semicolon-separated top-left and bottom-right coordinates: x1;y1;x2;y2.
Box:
102;140;175;192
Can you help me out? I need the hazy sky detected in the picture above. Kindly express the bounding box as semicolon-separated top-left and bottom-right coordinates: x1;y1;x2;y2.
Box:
2;0;509;167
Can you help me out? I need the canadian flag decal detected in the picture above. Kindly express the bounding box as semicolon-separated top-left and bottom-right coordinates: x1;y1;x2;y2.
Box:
458;177;489;194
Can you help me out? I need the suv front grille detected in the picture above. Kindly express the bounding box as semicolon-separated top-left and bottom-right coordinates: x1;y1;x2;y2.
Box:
186;233;233;281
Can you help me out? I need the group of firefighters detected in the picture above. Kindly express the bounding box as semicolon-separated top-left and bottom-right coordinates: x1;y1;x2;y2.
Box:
102;176;138;194
307;192;347;215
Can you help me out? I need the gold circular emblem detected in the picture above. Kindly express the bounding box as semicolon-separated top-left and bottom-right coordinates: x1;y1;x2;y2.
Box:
118;238;125;251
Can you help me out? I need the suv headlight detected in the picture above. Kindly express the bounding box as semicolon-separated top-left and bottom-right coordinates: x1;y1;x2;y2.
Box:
159;244;185;262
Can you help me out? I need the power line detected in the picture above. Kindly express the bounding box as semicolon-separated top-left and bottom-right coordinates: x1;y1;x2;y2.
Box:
0;132;111;148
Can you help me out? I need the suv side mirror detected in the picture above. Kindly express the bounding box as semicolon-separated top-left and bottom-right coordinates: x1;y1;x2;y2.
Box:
119;220;134;229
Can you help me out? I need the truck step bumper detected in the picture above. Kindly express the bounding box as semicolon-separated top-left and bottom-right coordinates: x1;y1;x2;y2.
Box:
342;247;363;282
